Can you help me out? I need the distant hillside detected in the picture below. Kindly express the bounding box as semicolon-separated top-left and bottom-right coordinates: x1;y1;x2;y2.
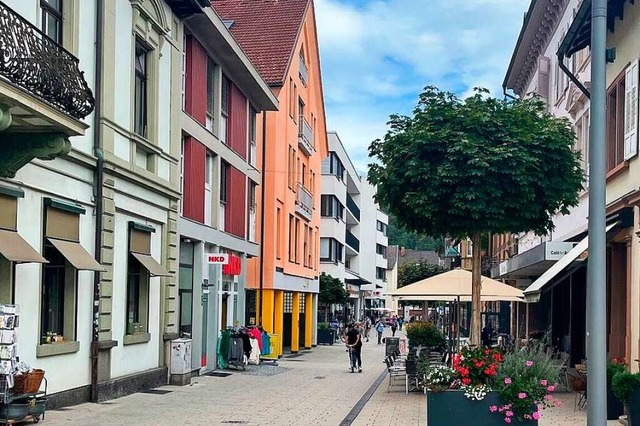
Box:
387;214;443;254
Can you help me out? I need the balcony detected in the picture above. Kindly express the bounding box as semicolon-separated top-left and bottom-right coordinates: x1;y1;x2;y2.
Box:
298;116;315;156
299;54;309;86
0;3;94;121
345;229;360;253
295;183;313;221
346;194;360;222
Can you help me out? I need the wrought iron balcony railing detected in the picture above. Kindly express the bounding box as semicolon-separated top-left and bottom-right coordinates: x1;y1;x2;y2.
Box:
0;2;95;120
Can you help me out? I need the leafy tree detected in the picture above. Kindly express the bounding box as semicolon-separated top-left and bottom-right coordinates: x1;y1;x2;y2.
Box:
368;87;583;345
318;272;349;323
398;261;446;288
388;214;444;253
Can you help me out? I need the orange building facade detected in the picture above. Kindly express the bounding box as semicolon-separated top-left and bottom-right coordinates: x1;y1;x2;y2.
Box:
214;0;328;353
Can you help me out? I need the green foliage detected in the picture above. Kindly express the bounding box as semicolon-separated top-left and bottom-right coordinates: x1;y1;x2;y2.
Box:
367;86;583;238
404;321;445;349
496;341;562;387
398;261;446;288
317;323;329;330
387;214;443;252
612;372;640;404
318;272;349;305
608;361;627;384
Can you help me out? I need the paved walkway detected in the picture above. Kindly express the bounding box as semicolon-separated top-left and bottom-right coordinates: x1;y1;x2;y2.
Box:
41;328;612;425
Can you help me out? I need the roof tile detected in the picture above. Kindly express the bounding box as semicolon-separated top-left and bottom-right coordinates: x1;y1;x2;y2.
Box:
211;0;309;86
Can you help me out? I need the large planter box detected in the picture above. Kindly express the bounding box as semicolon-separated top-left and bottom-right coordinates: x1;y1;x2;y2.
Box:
629;388;640;426
427;390;537;426
317;329;335;345
608;384;624;420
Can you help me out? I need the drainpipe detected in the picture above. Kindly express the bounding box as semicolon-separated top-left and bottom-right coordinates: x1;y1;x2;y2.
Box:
91;0;104;404
558;53;590;99
258;113;267;326
502;88;517;101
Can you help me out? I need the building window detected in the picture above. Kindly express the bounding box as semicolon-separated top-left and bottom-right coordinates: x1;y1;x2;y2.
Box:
301;163;306;187
134;40;149;137
41;0;63;45
206;58;216;132
204;152;213;226
288;145;296;189
294;218;300;264
575;111;590;183
309;171;315;195
376;244;387;258
308;226;313;267
288;214;295;262
607;73;625;172
466;241;473;257
322;152;345;180
182;35;187;110
220;75;230;143
289;78;294;118
220;161;228;231
179;138;185;215
299;98;305;124
249;107;257;167
376;267;386;281
276;207;282;260
320;238;343;263
41;201;102;345
126;224;169;336
376;220;387;236
179;241;194;337
248;181;257;242
303;224;309;267
321;195;344;220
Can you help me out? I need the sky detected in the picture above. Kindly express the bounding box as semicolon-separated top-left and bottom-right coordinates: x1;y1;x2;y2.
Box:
314;0;531;174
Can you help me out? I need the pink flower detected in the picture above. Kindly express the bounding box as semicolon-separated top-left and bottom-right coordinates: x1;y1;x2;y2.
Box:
533;412;541;420
504;418;511;424
518;392;527;399
504;377;512;385
547;385;555;392
540;379;548;386
544;394;553;401
489;406;498;413
505;411;513;417
525;361;534;367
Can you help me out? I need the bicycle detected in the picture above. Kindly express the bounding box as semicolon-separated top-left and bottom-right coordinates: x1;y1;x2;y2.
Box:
347;346;358;373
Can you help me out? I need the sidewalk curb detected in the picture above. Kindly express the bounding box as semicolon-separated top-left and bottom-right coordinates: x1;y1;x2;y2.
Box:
338;368;389;426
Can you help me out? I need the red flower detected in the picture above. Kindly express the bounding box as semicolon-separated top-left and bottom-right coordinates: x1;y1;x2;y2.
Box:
474;360;485;368
484;349;490;355
462;378;471;385
493;352;502;362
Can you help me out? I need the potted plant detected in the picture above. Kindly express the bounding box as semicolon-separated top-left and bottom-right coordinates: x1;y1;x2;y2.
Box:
405;321;445;350
425;342;563;425
607;359;627;420
612;371;640;425
316;323;335;345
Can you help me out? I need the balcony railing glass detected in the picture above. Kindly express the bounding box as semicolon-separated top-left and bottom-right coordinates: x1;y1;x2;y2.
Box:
346;229;360;253
346;194;360;221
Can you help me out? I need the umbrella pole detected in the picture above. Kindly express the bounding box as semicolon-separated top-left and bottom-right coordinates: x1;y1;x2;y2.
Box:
457;295;461;353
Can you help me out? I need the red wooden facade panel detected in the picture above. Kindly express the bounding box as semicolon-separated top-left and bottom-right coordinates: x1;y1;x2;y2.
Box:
183;136;205;223
228;83;248;159
225;166;246;238
185;36;207;126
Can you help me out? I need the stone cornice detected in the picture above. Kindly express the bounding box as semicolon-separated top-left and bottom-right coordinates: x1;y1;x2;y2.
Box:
505;0;571;96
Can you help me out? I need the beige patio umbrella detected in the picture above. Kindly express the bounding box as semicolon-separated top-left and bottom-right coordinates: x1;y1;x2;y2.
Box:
387;268;523;302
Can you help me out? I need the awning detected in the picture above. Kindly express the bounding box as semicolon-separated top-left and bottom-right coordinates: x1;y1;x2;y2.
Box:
0;229;47;263
523;222;618;302
48;238;104;271
559;0;631;58
387;269;523;302
131;252;171;277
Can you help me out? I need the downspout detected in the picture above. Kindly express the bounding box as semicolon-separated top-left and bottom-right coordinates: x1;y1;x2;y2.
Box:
258;113;267;326
502;88;517;101
91;0;104;404
558;53;590;99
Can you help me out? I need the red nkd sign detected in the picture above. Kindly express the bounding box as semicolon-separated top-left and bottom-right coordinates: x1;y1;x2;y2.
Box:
206;253;229;265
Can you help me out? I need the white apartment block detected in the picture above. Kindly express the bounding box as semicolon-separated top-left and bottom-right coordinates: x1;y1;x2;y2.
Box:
320;132;388;321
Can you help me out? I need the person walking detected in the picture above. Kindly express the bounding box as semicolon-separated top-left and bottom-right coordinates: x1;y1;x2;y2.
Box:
345;323;363;373
375;319;385;345
364;317;371;342
390;317;398;337
398;316;404;331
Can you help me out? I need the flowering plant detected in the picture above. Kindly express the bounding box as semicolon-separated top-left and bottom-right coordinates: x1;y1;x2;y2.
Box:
453;347;501;387
493;342;563;422
421;364;457;392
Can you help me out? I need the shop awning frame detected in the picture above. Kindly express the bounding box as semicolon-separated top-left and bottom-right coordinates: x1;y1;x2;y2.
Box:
0;229;47;263
48;238;104;271
523;222;619;302
131;252;171;277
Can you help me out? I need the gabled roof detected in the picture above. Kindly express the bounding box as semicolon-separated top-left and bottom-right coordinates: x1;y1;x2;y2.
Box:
211;0;309;86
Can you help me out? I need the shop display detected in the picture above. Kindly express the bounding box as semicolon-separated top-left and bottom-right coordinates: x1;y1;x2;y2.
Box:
0;304;47;423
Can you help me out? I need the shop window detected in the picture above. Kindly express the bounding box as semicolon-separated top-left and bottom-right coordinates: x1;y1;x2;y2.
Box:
126;223;170;339
179;241;194;337
40;199;102;349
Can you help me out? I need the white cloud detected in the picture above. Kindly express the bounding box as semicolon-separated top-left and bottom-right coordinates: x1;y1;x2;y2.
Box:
315;0;529;170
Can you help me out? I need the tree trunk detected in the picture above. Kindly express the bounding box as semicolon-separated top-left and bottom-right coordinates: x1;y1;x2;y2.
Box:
324;305;328;323
470;233;483;347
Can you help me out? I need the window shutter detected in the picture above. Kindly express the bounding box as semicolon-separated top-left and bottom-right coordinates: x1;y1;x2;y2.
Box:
624;59;639;160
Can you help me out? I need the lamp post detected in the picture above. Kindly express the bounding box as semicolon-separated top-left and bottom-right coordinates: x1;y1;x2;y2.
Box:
587;1;607;424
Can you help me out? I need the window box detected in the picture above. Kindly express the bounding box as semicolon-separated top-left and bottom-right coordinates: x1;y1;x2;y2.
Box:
123;333;151;346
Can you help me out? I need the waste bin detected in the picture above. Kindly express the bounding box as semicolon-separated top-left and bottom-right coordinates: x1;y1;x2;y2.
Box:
170;338;192;385
385;337;400;356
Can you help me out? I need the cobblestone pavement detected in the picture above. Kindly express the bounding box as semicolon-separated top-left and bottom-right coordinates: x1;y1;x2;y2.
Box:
42;329;618;425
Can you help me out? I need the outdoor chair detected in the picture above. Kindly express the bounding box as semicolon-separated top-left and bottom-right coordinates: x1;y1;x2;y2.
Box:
404;358;420;394
385;358;406;392
428;351;444;365
566;369;587;411
557;352;570;391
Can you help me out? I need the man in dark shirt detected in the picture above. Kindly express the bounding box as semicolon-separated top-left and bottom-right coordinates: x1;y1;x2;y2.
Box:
346;323;363;373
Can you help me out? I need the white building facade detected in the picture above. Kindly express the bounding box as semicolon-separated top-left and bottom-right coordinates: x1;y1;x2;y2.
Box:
320;132;388;321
